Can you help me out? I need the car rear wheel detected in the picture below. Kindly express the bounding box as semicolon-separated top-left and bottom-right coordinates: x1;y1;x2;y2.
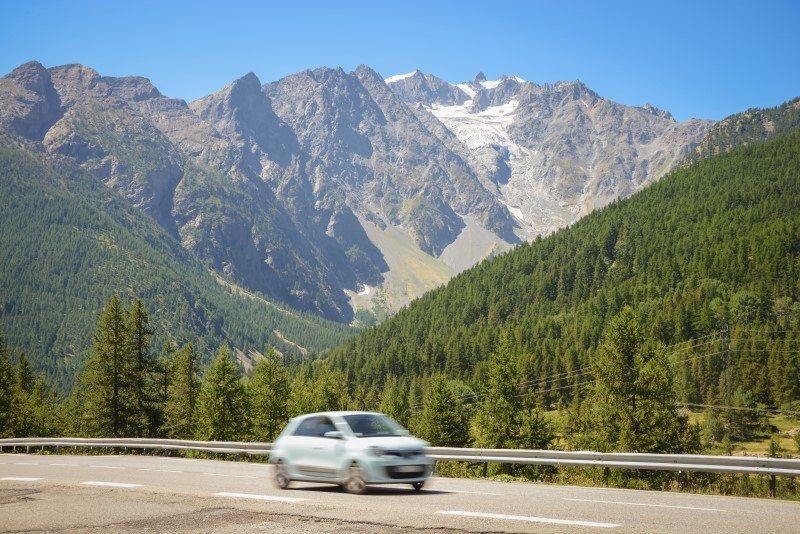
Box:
411;481;425;491
343;463;367;495
274;461;291;489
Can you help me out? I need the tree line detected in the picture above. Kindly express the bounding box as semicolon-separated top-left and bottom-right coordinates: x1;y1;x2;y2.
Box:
0;296;731;461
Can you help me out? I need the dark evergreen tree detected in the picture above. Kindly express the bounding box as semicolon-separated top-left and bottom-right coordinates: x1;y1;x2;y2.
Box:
195;347;250;441
76;295;133;437
248;350;291;441
126;299;156;436
415;375;469;447
0;331;16;437
570;308;693;453
162;343;199;438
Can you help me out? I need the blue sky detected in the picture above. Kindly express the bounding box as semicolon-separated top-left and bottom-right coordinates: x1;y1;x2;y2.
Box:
2;0;798;121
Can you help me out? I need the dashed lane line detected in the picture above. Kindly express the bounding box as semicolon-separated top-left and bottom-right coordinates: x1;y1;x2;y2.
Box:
13;462;39;465
563;498;726;512
81;481;142;488
49;462;81;467
202;472;257;479
138;468;182;473
1;477;43;482
88;465;125;470
437;489;503;496
214;492;306;503
436;510;620;529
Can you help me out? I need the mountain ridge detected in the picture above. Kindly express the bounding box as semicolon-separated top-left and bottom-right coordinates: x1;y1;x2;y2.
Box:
1;60;714;323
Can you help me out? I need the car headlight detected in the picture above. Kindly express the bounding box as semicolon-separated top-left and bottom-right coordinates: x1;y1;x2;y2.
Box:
368;446;386;457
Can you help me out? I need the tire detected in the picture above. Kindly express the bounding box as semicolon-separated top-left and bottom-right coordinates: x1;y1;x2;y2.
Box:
411;481;425;491
343;462;367;495
274;461;291;490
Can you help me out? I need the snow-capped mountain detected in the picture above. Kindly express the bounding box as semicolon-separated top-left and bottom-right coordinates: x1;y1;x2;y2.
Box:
387;71;713;239
0;61;713;324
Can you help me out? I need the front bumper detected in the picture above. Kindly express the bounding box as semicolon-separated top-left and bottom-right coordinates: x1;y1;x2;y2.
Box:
361;456;435;484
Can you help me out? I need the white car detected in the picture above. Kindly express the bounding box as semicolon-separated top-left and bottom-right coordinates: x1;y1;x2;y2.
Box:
269;411;434;494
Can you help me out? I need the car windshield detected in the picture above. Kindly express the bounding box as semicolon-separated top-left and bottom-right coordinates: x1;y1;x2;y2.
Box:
343;414;405;437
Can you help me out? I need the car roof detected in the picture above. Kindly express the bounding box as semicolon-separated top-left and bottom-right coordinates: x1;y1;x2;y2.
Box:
297;411;381;418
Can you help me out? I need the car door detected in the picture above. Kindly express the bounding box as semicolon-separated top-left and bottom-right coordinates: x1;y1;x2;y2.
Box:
291;416;340;478
309;416;344;477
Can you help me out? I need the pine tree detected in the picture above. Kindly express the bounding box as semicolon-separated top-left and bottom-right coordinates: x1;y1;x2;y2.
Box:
126;299;155;436
248;350;291;441
574;308;692;453
471;333;523;448
77;295;132;437
415;375;469;447
15;353;34;394
162;343;199;438
0;331;17;437
379;377;411;428
151;341;175;436
195;347;250;441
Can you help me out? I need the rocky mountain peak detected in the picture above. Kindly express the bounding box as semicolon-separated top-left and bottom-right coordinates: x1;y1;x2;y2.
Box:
0;60;61;140
383;69;470;106
9;61;50;91
474;71;487;82
642;103;675;121
191;70;297;171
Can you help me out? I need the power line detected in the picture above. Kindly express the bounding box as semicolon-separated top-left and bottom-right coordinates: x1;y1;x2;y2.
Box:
678;402;800;417
411;341;799;412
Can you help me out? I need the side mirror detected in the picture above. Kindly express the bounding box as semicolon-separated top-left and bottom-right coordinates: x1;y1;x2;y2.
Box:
324;430;344;439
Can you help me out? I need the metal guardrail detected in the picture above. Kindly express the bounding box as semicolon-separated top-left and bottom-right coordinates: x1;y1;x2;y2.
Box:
0;437;271;456
2;438;798;495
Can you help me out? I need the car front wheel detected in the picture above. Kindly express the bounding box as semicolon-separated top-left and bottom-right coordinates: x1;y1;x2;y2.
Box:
411;481;425;491
343;462;367;495
274;461;291;489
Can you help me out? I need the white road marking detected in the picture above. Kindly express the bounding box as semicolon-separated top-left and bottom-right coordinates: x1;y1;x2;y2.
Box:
438;489;503;496
49;462;81;467
214;492;306;503
138;468;181;473
563;498;726;512
202;472;257;479
436;510;619;529
13;461;38;465
89;465;125;470
1;477;43;481
81;481;141;488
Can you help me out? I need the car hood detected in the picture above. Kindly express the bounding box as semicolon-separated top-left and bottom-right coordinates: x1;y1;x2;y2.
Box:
351;436;427;450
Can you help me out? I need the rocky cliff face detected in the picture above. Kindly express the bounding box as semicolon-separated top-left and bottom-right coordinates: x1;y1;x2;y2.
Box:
0;62;365;321
0;61;714;322
388;71;713;239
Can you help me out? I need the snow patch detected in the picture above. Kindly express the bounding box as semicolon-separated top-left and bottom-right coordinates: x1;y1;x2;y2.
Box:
427;99;521;154
480;79;503;89
357;284;371;296
385;70;419;84
511;76;526;83
454;82;477;98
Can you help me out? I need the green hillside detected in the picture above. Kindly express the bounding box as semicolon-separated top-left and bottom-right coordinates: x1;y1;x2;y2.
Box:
327;130;800;411
0;137;355;390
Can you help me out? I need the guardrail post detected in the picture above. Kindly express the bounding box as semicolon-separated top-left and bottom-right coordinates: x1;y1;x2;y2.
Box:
769;475;777;498
26;445;30;454
603;467;610;486
482;462;488;478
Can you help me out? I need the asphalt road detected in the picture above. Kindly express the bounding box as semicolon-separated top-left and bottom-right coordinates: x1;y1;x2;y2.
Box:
1;453;798;533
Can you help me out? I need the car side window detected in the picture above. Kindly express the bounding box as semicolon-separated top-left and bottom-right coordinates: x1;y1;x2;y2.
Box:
293;417;318;437
293;416;337;437
317;417;337;437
